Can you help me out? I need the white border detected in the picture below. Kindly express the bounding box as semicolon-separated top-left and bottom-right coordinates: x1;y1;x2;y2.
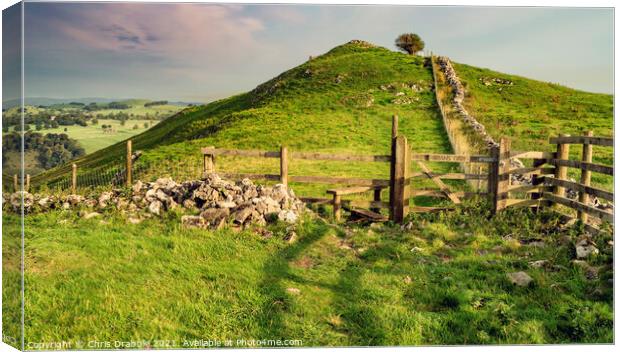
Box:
0;1;617;352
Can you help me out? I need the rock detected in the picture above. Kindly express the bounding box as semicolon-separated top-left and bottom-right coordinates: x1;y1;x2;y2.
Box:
132;180;143;193
507;271;533;287
217;201;237;208
200;208;230;222
182;199;196;209
284;231;297;244
278;210;298;224
572;260;599;280
98;192;113;208
529;260;548;269
575;237;599;259
67;194;83;206
181;215;207;229
83;212;101;219
148;200;163;215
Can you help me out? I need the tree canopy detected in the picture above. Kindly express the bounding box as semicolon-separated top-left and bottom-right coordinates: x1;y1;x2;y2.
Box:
395;33;425;55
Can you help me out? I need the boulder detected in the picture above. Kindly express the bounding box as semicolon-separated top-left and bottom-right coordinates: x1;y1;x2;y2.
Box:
507;271;533;287
148;200;163;215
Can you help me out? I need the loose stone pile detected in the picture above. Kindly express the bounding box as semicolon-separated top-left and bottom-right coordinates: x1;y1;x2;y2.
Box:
3;174;306;229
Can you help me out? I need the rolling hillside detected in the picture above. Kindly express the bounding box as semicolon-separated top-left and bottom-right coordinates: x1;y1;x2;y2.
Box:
32;40;613;195
33;41;452;194
451;63;613;188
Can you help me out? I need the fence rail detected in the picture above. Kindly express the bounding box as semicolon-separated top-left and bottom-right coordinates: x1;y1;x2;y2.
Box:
19;121;613;231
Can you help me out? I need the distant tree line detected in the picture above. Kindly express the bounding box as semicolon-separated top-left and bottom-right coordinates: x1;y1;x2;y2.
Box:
144;100;168;107
2;131;85;169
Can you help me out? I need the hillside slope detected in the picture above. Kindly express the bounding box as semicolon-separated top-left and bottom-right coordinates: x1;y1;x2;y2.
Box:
33;41;451;193
451;63;613;188
33;41;613;195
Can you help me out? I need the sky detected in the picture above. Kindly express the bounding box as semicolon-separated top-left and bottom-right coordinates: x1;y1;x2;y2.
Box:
2;2;614;102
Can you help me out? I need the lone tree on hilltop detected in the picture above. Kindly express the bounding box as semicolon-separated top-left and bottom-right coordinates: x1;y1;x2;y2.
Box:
395;33;425;55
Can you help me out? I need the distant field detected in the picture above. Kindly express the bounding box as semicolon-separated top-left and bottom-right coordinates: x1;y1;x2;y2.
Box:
44;119;158;154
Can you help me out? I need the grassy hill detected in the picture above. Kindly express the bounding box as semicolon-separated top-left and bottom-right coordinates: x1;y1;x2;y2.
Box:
32;41;613;195
451;63;613;189
33;41;452;197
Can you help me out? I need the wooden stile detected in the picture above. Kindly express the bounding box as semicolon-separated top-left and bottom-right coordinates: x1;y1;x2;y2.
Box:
578;131;593;222
389;114;398;215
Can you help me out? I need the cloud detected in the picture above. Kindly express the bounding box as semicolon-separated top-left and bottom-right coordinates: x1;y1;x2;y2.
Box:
39;3;265;58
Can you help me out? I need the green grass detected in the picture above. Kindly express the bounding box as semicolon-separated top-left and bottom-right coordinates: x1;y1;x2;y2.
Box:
452;63;613;189
43;119;158;154
5;201;612;347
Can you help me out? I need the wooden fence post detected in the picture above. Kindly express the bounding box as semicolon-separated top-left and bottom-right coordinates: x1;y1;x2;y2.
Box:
203;146;215;175
578;131;593;222
391;135;410;223
333;194;342;222
530;157;547;202
488;138;510;214
126;140;132;187
13;174;18;192
488;144;500;213
497;138;511;212
389;114;399;214
25;174;30;192
71;163;77;194
553;134;570;204
280;146;289;187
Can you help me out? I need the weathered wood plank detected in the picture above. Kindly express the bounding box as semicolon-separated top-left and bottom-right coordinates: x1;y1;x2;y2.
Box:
417;162;461;204
202;148;281;158
392;136;411;223
410;172;487;180
510;151;555;159
549;135;613;147
290;175;390;187
578;131;594;223
291;151;390;162
410;153;496;163
327;186;385;196
542;192;614;223
496;138;511;211
280;146;288;187
502;167;555;176
543;177;613;201
220;172;281;181
504;184;552;194
548;159;613;176
411;206;454;213
346;207;388;221
299;197;332;205
347;200;390;209
504;198;543;208
412;190;487;198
